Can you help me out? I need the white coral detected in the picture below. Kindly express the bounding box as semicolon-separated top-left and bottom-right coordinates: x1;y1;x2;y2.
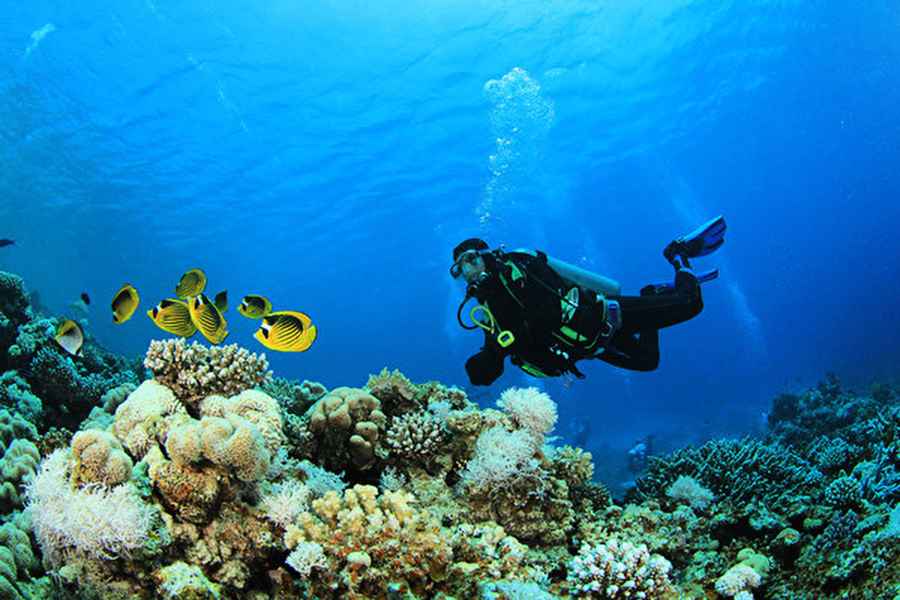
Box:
285;541;327;577
666;475;715;511
260;480;310;528
715;564;762;597
459;426;540;491
25;450;154;566
568;539;673;599
497;387;557;438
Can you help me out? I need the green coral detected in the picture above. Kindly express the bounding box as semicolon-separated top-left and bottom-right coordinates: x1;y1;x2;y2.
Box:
0;439;39;511
156;562;222;599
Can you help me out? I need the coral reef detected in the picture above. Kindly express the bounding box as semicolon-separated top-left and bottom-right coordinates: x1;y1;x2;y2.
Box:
2;278;899;600
144;339;272;409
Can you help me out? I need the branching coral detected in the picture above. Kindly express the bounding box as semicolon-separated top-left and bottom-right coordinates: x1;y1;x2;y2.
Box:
567;539;674;598
385;410;445;463
0;271;32;325
144;339;272;407
283;484;452;597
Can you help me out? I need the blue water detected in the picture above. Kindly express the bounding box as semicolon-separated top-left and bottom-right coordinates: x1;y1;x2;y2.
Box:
2;1;899;462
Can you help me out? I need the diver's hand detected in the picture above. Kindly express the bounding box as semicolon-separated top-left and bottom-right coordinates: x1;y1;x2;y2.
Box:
465;348;504;386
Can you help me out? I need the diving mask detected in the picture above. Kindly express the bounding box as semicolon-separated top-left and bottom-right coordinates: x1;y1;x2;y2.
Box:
449;250;483;279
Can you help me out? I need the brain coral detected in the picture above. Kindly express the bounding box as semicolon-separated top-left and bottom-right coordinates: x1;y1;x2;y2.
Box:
71;429;133;487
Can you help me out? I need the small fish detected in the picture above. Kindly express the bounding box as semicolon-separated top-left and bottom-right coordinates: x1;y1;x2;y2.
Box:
214;290;227;313
175;268;207;298
237;294;272;319
187;294;228;344
0;239;14;248
54;319;84;356
112;284;140;324
147;298;197;338
253;310;317;352
80;292;91;305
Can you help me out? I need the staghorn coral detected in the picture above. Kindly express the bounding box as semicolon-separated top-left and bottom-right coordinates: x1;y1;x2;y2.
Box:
567;539;674;598
70;429;133;488
306;386;387;472
284;484;452;598
631;437;820;516
823;473;862;509
144;339;272;407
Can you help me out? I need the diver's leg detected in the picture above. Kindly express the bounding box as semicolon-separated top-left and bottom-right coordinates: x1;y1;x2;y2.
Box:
612;269;703;333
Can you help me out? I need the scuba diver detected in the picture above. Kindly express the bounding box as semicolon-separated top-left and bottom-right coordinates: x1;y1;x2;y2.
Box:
451;216;726;385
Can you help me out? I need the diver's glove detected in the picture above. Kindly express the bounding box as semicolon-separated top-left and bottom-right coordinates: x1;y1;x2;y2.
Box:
465;347;504;386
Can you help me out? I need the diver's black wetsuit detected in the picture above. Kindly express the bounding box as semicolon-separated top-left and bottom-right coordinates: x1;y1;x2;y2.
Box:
600;268;702;372
464;251;702;385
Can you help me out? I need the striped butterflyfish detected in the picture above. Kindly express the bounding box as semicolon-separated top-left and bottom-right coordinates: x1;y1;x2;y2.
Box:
253;310;317;352
112;284;140;324
175;268;207;299
214;290;228;313
237;294;272;319
147;299;197;338
187;293;228;344
54;319;84;356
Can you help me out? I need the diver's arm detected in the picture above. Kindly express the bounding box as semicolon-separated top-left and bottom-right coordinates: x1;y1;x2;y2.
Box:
598;330;660;372
465;335;506;386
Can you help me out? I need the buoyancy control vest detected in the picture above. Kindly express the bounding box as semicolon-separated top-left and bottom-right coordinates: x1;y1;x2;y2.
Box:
470;249;622;378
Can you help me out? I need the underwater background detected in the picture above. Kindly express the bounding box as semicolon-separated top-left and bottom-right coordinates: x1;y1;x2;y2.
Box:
1;2;900;598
